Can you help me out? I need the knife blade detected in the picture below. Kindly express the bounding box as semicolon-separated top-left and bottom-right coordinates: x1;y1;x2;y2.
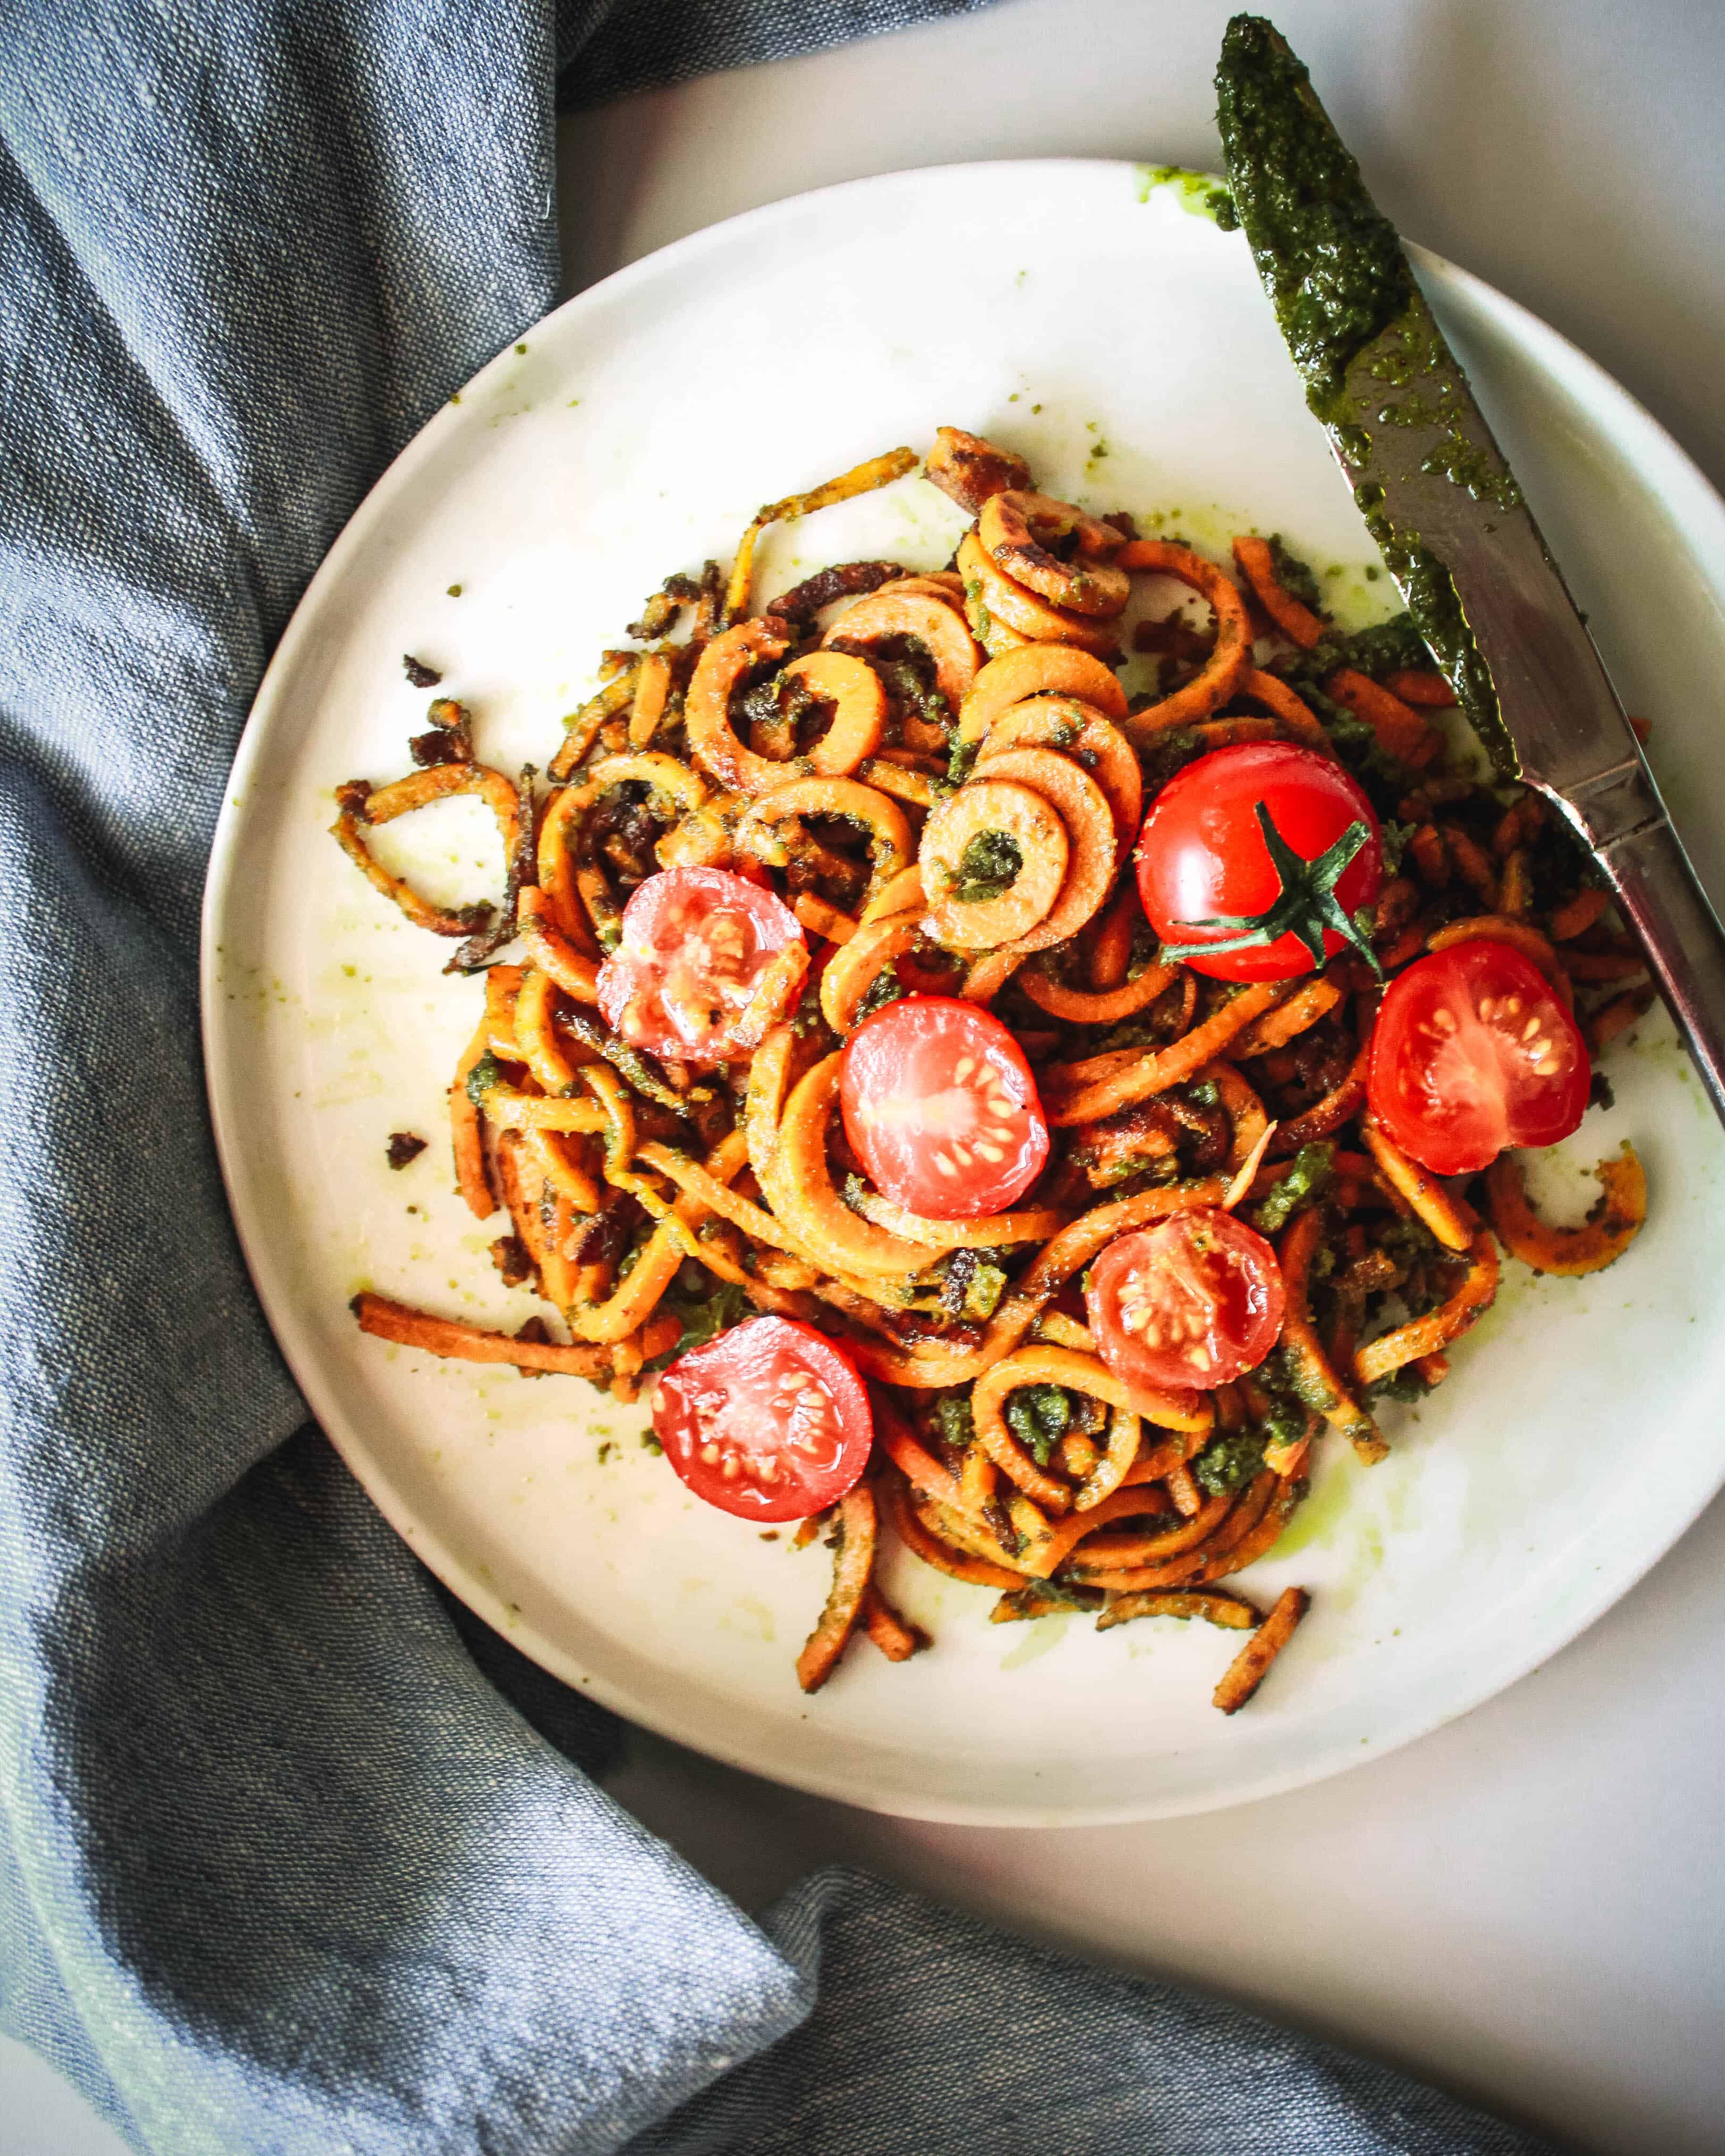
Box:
1215;13;1725;1125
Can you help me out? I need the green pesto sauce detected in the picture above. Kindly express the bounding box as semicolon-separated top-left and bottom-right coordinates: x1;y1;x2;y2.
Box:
1352;483;1502;762
1136;163;1238;228
1248;1140;1334;1234
1214;19;1410;415
1218;14;1518;774
1190;1423;1266;1497
1354;317;1522;515
1004;1383;1071;1467
951;828;1022;905
1419;428;1520;505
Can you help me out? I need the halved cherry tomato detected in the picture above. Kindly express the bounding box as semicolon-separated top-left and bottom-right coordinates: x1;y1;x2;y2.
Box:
596;865;806;1063
1134;742;1382;980
839;996;1049;1219
1368;939;1590;1175
652;1316;873;1522
1086;1209;1285;1392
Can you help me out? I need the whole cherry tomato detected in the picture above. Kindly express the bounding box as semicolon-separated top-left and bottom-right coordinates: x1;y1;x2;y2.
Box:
1134;742;1382;980
1368;939;1590;1175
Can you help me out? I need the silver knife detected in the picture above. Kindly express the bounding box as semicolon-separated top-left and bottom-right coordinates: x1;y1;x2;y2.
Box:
1216;14;1725;1125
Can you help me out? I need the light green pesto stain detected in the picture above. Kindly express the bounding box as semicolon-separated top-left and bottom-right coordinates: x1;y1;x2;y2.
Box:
722;1594;776;1644
1135;163;1238;226
998;1613;1073;1669
1272;1479;1389;1616
1266;1460;1355;1561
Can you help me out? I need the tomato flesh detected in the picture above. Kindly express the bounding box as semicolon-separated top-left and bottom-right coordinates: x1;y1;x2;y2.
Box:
596;866;806;1063
1368;939;1590;1175
839;996;1049;1220
652;1316;872;1522
1134;742;1382;980
1086;1209;1285;1393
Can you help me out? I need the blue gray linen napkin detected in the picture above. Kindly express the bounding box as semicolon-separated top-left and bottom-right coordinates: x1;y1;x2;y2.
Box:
0;3;1565;2149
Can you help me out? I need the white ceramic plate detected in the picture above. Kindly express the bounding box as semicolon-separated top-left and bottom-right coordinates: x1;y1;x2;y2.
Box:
202;161;1725;1827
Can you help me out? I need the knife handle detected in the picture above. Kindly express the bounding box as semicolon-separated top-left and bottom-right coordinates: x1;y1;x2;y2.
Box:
1595;815;1725;1127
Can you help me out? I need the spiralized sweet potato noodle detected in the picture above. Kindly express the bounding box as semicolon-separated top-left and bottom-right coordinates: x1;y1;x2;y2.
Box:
1483;1148;1646;1276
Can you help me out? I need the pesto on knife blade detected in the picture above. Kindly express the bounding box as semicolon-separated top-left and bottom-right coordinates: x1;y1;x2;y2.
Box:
1215;14;1516;775
1213;16;1411;419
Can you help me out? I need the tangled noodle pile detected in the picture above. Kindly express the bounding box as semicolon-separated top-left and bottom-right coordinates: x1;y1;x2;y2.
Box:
335;427;1648;1711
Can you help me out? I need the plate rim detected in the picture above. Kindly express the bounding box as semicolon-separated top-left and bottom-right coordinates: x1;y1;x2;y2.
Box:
201;156;1725;1828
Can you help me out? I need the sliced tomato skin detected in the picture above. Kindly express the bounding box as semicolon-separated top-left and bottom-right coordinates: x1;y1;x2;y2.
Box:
1134;742;1382;980
838;996;1049;1221
1086;1209;1285;1394
1368;940;1590;1176
652;1316;872;1522
596;866;806;1064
